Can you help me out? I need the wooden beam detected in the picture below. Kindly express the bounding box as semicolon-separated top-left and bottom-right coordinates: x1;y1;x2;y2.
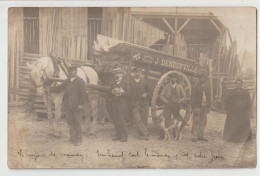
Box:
131;11;219;19
137;17;168;33
226;27;233;43
177;18;190;33
175;17;178;32
162;18;175;33
210;19;221;33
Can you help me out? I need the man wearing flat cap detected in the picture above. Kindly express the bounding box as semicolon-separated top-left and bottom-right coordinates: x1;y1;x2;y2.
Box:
160;73;186;140
191;73;211;142
129;67;150;140
110;67;130;142
47;65;86;146
223;78;252;143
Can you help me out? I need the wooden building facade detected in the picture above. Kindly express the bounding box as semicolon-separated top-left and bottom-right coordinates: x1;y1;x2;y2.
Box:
8;7;240;106
8;7;166;102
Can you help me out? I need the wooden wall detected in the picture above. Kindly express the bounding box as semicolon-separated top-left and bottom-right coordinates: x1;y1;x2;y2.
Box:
39;8;55;55
39;8;89;61
102;8;165;47
8;8;24;102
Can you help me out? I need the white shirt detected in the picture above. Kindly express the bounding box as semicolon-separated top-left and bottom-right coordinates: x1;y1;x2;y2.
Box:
170;83;176;89
116;78;122;85
70;76;77;82
134;78;141;83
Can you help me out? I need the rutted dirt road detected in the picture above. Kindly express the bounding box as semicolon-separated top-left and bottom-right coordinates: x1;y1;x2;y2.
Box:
8;106;256;168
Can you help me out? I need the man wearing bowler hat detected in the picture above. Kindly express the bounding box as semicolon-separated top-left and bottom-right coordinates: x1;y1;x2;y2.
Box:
110;67;130;142
47;65;86;146
129;67;150;140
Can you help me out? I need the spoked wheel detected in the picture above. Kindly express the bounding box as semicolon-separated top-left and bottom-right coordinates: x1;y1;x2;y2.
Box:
151;70;192;129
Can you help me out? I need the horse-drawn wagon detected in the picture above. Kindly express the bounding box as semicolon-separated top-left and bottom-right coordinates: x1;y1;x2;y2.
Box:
91;34;209;128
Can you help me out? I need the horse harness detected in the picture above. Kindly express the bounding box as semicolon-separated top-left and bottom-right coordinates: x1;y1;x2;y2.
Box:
33;56;91;90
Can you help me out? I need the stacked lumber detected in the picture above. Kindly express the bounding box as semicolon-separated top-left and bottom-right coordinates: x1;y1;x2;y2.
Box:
102;8;165;48
186;44;207;62
39;8;90;62
161;45;174;55
173;33;187;58
211;29;240;77
18;53;42;103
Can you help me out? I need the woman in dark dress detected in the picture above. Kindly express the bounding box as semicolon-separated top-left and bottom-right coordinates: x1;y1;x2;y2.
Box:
223;79;252;143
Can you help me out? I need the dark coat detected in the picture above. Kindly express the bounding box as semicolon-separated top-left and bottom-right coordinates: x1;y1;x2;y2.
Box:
110;78;130;105
191;82;211;109
109;78;130;132
223;88;252;143
129;77;150;106
50;76;86;109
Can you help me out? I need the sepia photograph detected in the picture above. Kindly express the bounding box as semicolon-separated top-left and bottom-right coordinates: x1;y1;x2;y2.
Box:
8;7;256;168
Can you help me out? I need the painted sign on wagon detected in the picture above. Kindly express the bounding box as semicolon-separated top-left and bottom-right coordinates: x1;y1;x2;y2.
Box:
132;53;200;74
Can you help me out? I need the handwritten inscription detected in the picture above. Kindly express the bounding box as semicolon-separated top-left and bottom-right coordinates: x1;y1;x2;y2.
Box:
17;148;226;164
208;151;225;164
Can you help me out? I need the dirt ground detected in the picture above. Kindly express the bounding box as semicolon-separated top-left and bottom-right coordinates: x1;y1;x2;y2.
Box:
8;105;256;169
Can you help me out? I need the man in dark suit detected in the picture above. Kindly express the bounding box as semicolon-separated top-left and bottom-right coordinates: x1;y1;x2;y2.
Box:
110;68;130;142
129;67;150;140
47;65;86;146
191;73;211;142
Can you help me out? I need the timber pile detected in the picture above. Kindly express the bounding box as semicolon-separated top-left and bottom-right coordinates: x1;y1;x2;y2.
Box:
211;29;240;76
39;8;90;62
18;53;41;103
102;8;165;48
173;33;187;58
150;32;187;58
19;53;95;114
186;44;207;62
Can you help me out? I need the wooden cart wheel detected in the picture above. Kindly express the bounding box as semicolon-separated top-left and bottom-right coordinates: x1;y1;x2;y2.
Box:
151;70;192;128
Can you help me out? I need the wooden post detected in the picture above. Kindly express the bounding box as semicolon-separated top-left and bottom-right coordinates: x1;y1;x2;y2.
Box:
208;59;214;108
216;32;222;97
175;17;178;32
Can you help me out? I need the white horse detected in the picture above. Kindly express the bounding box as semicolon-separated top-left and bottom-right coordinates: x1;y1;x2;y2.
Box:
27;57;99;137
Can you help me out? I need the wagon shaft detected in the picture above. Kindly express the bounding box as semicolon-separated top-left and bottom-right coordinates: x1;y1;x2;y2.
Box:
86;84;112;94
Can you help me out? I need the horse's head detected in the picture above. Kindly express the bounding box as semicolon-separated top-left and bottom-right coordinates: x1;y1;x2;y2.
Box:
27;57;55;95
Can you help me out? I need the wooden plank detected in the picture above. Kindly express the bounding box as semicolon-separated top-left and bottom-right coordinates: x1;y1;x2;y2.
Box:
210;19;221;33
162;18;174;33
131;11;219;19
76;35;81;60
81;37;86;60
175;17;178;32
14;30;18;100
177;18;190;33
